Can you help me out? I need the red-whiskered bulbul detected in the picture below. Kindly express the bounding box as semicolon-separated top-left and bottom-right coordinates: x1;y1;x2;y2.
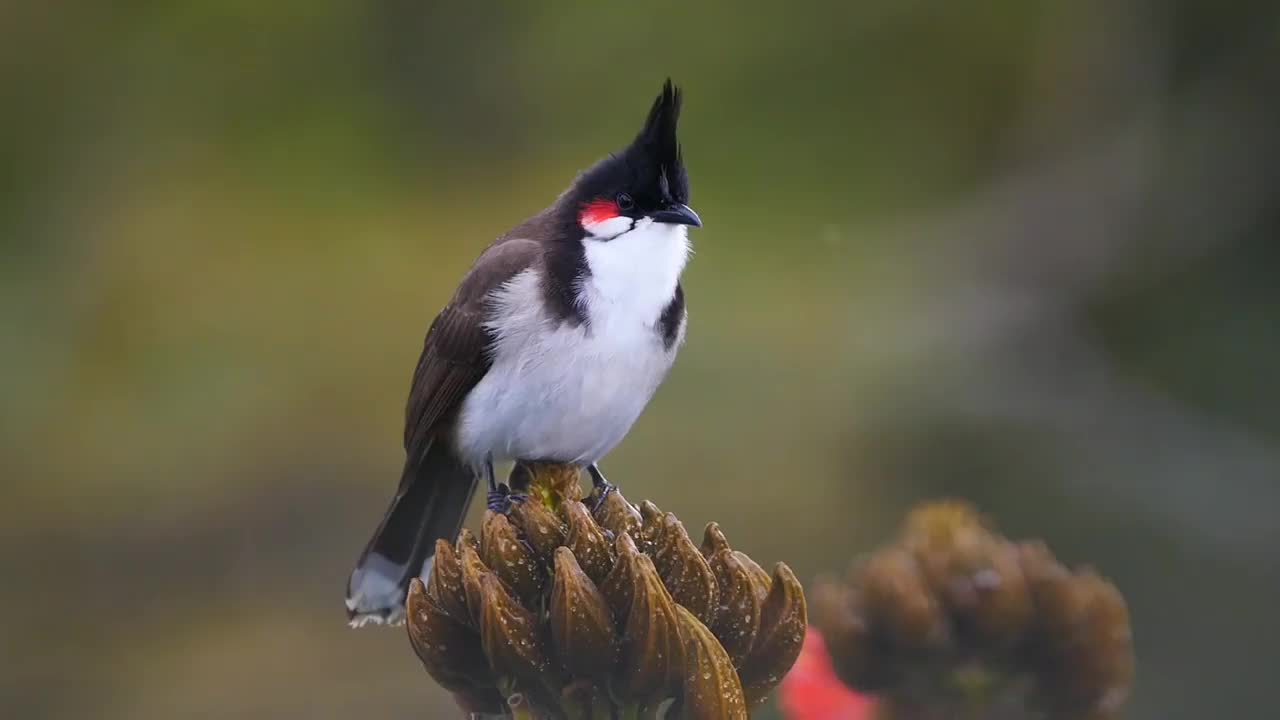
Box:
346;80;700;626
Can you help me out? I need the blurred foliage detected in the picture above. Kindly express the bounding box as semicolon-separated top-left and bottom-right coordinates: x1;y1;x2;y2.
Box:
2;2;1278;719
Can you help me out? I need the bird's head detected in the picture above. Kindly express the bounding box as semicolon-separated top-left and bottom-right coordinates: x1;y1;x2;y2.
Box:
570;79;701;241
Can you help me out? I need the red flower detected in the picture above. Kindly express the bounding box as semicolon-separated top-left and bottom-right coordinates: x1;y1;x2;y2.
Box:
779;627;877;720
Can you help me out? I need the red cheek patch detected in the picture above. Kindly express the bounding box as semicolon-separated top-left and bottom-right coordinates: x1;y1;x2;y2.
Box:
579;199;620;226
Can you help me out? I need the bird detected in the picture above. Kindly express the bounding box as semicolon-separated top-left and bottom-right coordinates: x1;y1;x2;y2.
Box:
346;79;700;626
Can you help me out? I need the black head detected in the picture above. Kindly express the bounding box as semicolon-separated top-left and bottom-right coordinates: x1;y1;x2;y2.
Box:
570;79;701;237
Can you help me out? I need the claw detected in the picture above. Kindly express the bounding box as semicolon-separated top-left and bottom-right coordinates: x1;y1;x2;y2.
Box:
586;463;618;514
487;483;512;513
589;481;617;514
486;483;528;514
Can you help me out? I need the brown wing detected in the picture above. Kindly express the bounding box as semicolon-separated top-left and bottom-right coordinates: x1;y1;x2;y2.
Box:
399;237;543;473
401;305;490;463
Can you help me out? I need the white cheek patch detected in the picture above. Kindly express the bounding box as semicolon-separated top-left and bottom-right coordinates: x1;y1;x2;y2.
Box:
582;214;634;239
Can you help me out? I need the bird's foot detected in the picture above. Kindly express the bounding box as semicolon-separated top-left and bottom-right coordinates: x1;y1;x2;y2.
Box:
587;464;618;513
486;483;528;514
588;480;618;514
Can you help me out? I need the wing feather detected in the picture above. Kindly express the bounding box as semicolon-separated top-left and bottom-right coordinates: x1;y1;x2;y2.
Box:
398;237;543;477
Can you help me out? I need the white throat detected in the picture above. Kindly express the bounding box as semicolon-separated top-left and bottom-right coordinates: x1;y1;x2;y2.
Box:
580;218;689;324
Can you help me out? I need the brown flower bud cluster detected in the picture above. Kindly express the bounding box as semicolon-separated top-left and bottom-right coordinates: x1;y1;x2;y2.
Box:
406;463;806;719
811;501;1134;720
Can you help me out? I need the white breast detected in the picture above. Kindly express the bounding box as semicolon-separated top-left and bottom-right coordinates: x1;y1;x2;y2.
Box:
455;221;689;466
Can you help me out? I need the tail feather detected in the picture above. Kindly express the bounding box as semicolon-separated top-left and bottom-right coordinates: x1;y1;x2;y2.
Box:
346;442;477;627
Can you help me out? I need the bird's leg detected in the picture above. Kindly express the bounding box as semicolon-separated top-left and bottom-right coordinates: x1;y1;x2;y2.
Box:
503;462;530;504
484;458;510;513
485;458;527;513
587;463;617;512
507;461;535;494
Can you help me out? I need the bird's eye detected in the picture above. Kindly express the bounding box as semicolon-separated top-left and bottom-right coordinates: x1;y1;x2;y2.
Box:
615;193;635;212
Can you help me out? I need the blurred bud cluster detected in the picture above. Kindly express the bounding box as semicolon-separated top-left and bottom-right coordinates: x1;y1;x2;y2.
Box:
406;463;807;719
809;501;1134;720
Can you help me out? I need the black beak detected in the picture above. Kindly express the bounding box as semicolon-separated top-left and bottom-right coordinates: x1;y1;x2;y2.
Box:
650;203;702;227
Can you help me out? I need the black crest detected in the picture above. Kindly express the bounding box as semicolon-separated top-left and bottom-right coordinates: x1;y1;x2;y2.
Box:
628;79;687;202
565;79;691;212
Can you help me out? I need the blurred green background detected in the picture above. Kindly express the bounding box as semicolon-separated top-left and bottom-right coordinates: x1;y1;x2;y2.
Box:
3;2;1278;718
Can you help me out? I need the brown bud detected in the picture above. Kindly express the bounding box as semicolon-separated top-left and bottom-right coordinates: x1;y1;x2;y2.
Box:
427;539;472;627
615;543;684;704
701;522;732;559
477;573;561;712
480;511;543;611
509;496;568;562
1057;572;1133;716
1023;548;1092;653
600;531;640;624
593;489;643;540
738;563;807;705
457;526;479;552
1080;579;1131;712
902;501;980;570
1025;558;1134;716
966;541;1034;650
638;500;664;553
902;505;1037;651
813;501;1133;719
903;500;986;546
459;542;491;628
734;551;773;606
402;464;807;719
705;544;762;667
859;547;948;651
550;547;616;686
910;519;1000;614
652;512;719;627
562;499;616;586
406;578;496;706
810;579;896;691
674;604;748;719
